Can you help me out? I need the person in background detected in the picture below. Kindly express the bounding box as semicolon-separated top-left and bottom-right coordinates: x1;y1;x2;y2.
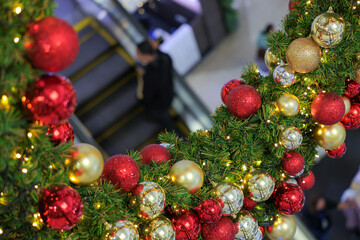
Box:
256;24;274;74
135;40;176;132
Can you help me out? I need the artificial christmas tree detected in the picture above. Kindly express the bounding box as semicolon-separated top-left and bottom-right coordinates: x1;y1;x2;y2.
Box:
1;0;360;239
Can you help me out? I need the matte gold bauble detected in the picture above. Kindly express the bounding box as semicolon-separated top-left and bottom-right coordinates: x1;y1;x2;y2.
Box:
143;217;176;240
286;38;321;73
342;96;351;115
311;7;345;48
104;220;139;240
276;94;300;117
314;123;346;150
169;160;204;193
243;170;275;202
265;215;296;240
265;48;281;71
212;182;244;216
67;143;104;185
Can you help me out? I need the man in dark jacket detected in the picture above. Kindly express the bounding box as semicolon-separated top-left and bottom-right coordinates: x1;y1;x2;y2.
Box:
136;40;176;131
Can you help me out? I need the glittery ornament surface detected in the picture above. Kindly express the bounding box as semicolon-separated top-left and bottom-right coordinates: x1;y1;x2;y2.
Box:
47;121;74;146
288;0;298;11
280;127;303;150
201;216;237;240
281;151;305;176
286;38;321;73
38;185;83;231
296;171;315;191
144;217;175;240
244;170;275;202
25;17;79;72
326;142;347;158
131;182;166;219
355;69;360;83
345;79;360;98
106;220;139;240
171;210;201;240
341;102;360;129
235;211;258;240
212;182;244;216
273;183;305;215
140;144;171;165
264;48;281;71
221;79;244;104
311;7;345;48
273;65;295;87
226;85;262;119
101;154;140;192
24;75;77;125
195;199;223;224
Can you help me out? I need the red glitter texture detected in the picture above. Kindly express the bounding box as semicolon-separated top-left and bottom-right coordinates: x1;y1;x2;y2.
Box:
281;151;305;176
24;74;77;125
201;216;237;240
101;155;140;192
171;210;201;240
221;79;244;104
38;185;83;231
47;121;74;146
326;142;347;158
25;17;79;72
296;171;315;191
273;182;305;215
140;144;171;165
226;85;262;119
345;79;360;98
195;199;223;224
341;102;360;129
311;92;345;125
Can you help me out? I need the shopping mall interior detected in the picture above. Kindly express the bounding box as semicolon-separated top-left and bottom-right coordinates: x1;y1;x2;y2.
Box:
54;0;360;239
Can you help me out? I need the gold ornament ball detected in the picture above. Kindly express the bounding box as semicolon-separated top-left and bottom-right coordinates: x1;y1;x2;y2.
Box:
212;182;244;216
105;220;139;240
235;211;258;240
276;94;300;117
286;38;321;73
67;143;104;185
314;123;346;150
265;215;296;240
169;160;204;193
280;127;303;150
144;217;176;240
265;48;281;71
354;69;360;84
244;170;275;202
131;181;166;220
342;96;351;115
311;7;345;48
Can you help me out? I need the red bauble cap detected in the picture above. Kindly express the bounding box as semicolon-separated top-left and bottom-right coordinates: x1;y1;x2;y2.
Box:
311;92;345;125
296;171;315;191
281;151;305;176
273;182;305;215
345;79;360;98
226;85;262;119
171;210;201;240
140;144;171;165
341;102;360;129
24;74;77;125
25;17;79;72
101;155;140;192
47;121;74;146
221;79;244;104
326;142;347;158
201;216;237;240
195;199;223;224
38;185;83;231
242;196;258;210
289;0;299;11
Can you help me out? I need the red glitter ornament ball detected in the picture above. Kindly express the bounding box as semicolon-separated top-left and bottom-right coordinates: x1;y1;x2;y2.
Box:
311;92;345;125
24;74;77;125
289;0;299;11
221;79;244;104
242;196;258;210
201;216;237;240
47;121;74;146
326;142;347;158
345;79;360;98
140;144;171;165
101;155;140;192
171;210;201;240
195;199;223;224
296;171;315;191
341;102;360;129
38;185;83;231
226;85;262;119
273;182;305;215
25;17;79;72
281;151;305;176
